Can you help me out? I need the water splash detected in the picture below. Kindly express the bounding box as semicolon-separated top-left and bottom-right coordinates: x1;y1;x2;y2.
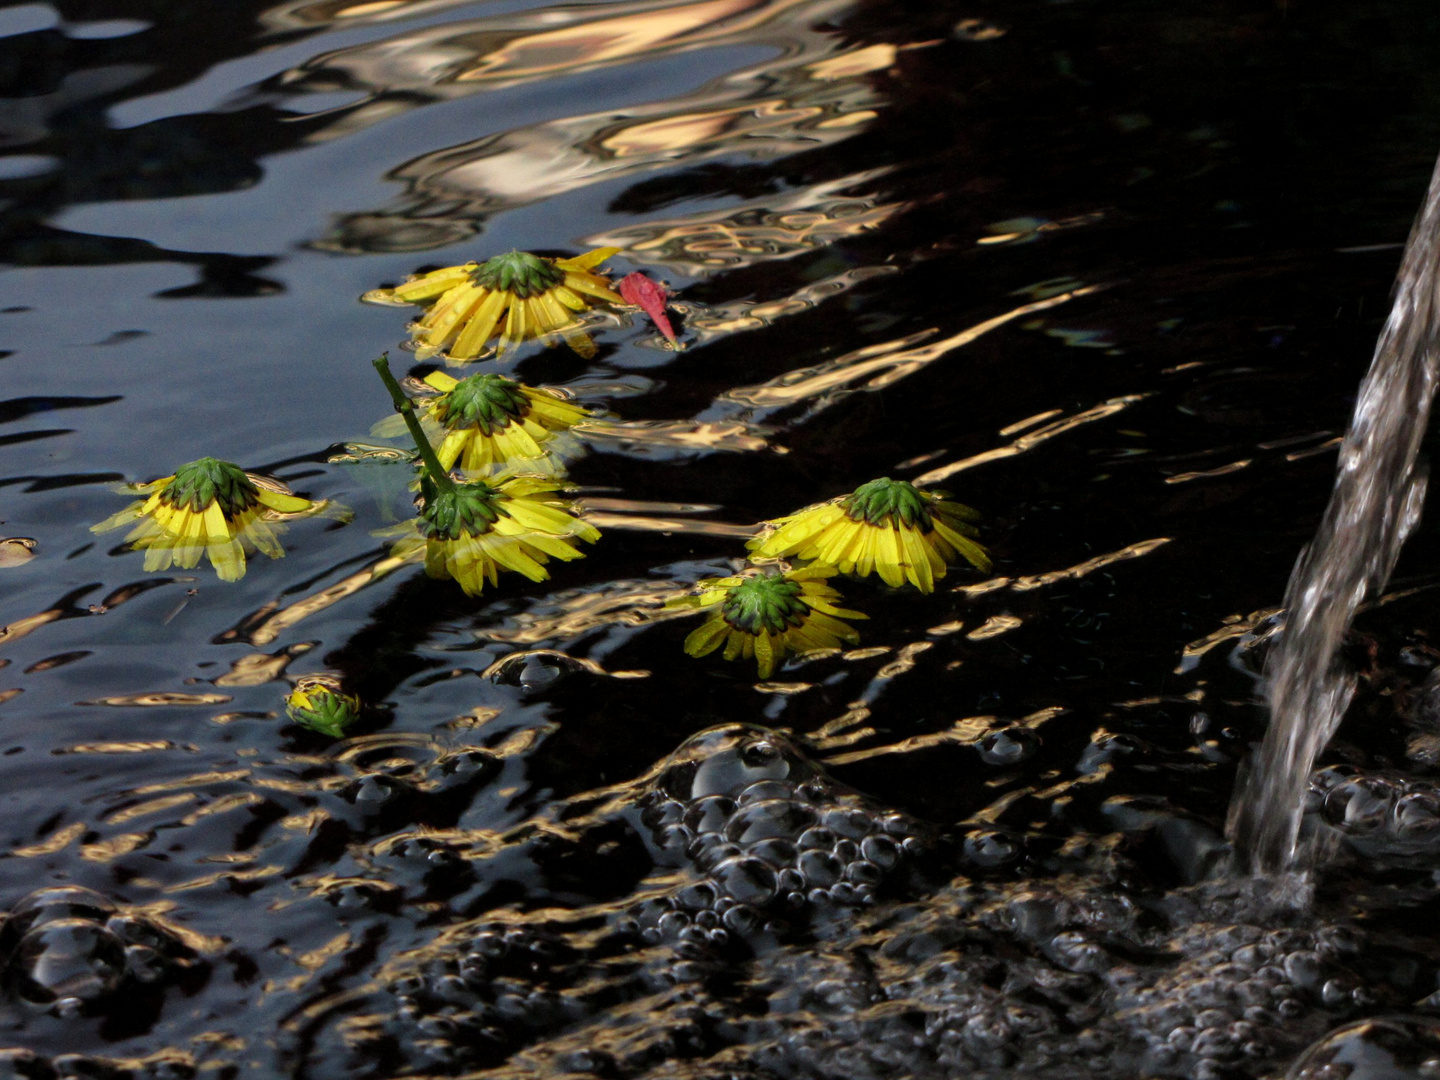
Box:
1227;149;1440;874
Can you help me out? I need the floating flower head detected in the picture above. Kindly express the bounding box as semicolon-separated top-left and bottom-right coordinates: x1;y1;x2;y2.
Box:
92;457;321;581
362;248;623;362
398;473;599;597
667;566;865;679
286;676;360;738
419;371;588;473
748;477;991;593
372;355;600;597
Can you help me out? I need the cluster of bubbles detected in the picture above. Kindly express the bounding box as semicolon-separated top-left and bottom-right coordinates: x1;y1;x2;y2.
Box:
264;723;1440;1080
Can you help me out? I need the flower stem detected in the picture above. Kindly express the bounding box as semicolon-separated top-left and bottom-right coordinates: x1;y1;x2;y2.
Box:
372;353;456;494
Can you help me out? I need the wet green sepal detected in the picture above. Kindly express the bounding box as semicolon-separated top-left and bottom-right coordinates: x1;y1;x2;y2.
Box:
286;682;360;739
470;251;565;299
163;457;260;515
440;374;531;435
721;573;810;634
419;479;505;540
843;477;933;529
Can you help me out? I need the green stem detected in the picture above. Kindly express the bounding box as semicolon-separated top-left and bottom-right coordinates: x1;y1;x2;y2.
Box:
372;353;456;494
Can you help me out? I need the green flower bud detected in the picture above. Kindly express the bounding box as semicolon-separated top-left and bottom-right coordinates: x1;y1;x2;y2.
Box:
286;680;360;738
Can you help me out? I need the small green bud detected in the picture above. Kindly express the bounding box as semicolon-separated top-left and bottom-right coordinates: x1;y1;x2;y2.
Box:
286;679;360;738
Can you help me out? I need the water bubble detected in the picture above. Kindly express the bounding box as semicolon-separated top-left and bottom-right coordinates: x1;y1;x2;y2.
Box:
713;856;778;906
1323;777;1397;832
978;727;1040;765
963;830;1021;867
1288;1016;1440;1079
723;800;817;845
11;919;126;1004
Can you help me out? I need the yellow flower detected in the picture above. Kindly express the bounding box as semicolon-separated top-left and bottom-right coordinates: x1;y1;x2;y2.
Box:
286;676;360;738
418;371;588;473
747;477;991;593
362;248;623;363
388;473;599;597
92;457;321;582
667;566;865;679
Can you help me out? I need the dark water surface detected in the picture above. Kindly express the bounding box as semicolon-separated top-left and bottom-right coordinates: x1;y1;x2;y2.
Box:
5;1;1440;1077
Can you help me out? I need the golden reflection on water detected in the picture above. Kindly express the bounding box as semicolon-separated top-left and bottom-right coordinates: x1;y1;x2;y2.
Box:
470;577;695;645
579;419;773;457
261;0;477;30
587;173;904;275
297;0;895;252
715;287;1107;427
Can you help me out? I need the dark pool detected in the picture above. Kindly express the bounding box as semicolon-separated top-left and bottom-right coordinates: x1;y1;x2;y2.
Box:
4;1;1440;1077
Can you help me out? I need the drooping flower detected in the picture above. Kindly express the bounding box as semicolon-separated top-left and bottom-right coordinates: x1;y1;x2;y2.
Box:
417;371;588;473
286;676;360;738
617;271;678;345
747;477;991;593
388;473;600;597
372;352;601;597
92;457;322;582
362;248;623;362
667;566;865;679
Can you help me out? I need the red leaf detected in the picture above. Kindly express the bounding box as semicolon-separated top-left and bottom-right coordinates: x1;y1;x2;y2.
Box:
618;271;678;344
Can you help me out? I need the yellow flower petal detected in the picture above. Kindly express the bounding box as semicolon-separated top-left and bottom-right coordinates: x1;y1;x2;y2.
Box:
388;265;475;303
424;371;460;392
561;271;623;304
553;247;620;272
254;489;313;514
450;288;509;359
685;616;731;658
209;537;246;582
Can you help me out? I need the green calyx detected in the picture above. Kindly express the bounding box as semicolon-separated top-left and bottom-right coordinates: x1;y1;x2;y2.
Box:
420;480;507;540
440;374;530;435
471;251;565;299
287;687;359;738
843;477;932;529
162;457;259;516
721;574;809;635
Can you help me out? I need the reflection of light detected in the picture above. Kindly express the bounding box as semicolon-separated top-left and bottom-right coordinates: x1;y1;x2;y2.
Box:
587;172;903;275
806;43;896;79
261;0;468;29
303;0;889;252
482;650;647;680
295;0;847;99
603;100;823;156
578;420;774;460
715;285;1104;426
79;692;233;707
457;0;815;83
917;388;1142;484
219;552;416;647
950;538;1173;598
472;579;694;645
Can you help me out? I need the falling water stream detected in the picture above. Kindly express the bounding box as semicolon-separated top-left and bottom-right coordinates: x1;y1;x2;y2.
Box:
1228;149;1440;875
